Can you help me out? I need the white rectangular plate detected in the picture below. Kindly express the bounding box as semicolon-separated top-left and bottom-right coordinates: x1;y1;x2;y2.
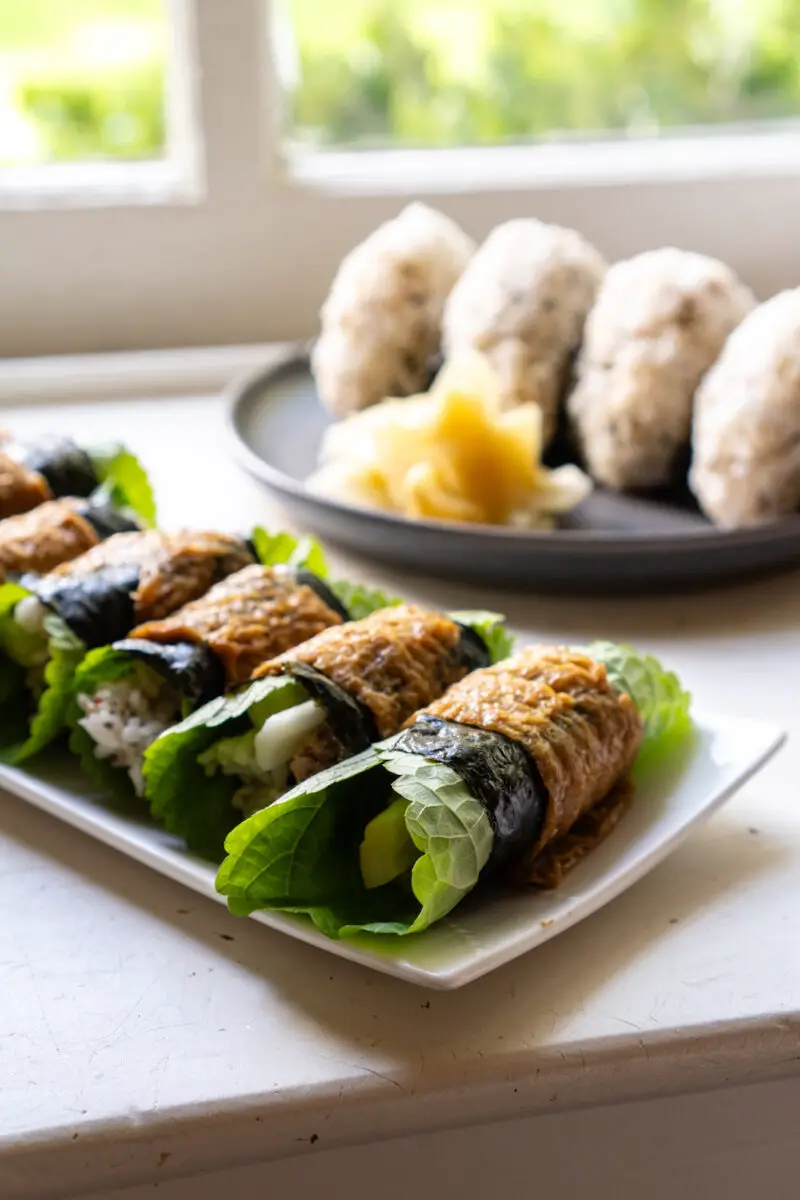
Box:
0;711;785;989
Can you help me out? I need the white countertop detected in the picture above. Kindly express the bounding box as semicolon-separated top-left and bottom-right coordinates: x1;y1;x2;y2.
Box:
1;386;799;1198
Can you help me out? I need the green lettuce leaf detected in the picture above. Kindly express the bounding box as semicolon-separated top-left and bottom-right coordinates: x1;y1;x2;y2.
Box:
587;640;694;773
329;579;401;621
142;674;306;860
450;610;514;664
89;444;156;526
0;654;23;705
0;656;30;748
71;643;145;696
1;615;87;764
198;728;258;776
216;742;494;938
251;527;328;576
0;582;44;749
0;581;44;668
216;747;400;917
372;751;493;934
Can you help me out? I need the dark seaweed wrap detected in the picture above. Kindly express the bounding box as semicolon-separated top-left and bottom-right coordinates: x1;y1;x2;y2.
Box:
253;603;491;774
111;563;347;703
0;496;137;580
0;437;100;520
407;646;643;880
21;529;254;649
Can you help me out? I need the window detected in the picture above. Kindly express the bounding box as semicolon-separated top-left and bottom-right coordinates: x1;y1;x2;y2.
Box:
0;1;168;166
0;0;798;360
285;0;800;149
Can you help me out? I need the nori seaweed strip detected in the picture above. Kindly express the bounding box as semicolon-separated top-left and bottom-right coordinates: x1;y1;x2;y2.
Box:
77;501;141;538
453;624;491;673
292;568;350;621
394;715;548;878
21;563;141;649
20;438;98;499
286;661;379;753
111;637;226;704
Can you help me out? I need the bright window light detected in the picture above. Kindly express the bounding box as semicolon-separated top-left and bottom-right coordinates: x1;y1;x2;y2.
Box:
0;0;168;167
283;0;800;150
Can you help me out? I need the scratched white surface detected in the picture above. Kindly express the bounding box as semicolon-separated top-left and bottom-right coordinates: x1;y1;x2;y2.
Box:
1;388;800;1197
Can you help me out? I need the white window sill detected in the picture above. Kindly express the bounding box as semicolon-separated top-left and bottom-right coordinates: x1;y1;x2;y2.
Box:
0;160;202;212
0;344;288;405
291;128;800;195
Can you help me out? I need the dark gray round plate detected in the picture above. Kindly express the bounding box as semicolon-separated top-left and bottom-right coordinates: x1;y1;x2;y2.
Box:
227;349;800;594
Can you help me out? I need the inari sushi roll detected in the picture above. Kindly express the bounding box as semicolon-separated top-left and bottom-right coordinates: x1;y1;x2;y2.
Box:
690;288;800;528
71;563;351;796
0;435;154;523
143;606;511;860
216;642;692;937
0;496;137;581
443;218;607;446
568;248;754;490
0;528;255;761
312;203;475;417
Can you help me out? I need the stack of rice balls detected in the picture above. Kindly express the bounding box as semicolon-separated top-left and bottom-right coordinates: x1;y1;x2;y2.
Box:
312;202;800;530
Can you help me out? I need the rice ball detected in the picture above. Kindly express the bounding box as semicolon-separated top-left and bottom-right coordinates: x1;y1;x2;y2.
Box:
567;248;755;491
442;218;606;445
312;203;475;418
690;288;800;528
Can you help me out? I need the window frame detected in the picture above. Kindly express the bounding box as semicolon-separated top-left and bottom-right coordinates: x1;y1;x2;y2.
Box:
0;0;798;359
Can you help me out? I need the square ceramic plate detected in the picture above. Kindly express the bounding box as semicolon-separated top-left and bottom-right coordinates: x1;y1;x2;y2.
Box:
0;710;784;990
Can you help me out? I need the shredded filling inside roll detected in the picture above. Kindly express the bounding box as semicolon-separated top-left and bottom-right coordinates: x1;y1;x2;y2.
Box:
198;688;341;817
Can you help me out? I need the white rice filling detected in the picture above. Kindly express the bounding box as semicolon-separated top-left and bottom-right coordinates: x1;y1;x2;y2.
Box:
77;678;181;796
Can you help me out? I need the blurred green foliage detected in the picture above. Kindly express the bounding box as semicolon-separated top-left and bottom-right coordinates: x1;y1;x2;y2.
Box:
0;0;165;164
1;0;799;165
289;0;800;147
17;62;164;161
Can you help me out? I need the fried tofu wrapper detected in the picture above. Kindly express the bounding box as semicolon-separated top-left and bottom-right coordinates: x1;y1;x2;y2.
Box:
0;496;138;581
0;436;155;524
0;527;256;763
143;607;513;860
216;642;692;938
69;563;351;798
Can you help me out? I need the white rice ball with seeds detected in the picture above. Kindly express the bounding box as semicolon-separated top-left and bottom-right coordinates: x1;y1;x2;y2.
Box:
442;218;606;445
312;203;475;418
567;248;755;491
690;288;800;528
